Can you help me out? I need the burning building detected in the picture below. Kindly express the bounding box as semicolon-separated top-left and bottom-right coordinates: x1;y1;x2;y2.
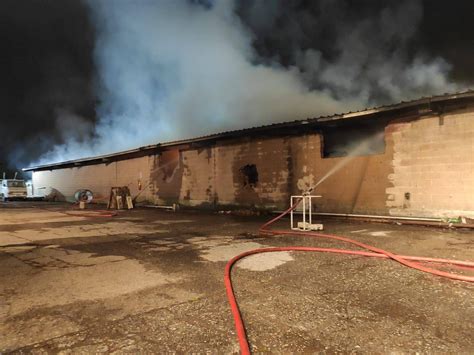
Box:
23;91;474;219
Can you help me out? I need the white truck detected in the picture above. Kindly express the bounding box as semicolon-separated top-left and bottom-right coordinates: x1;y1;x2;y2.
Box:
0;179;28;201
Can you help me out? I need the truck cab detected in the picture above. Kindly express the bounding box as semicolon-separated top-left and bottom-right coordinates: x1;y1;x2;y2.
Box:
0;179;28;201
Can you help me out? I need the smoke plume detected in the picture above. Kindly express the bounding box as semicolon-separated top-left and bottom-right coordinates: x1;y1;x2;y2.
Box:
36;0;460;165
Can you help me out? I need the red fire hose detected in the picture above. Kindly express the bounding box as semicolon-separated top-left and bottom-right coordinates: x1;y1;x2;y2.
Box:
64;204;118;218
34;204;117;218
225;202;474;355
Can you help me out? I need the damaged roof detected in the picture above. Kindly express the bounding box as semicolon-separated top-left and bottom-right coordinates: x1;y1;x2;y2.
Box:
23;89;474;172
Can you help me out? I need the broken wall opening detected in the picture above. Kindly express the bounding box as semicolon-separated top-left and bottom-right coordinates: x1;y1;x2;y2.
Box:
240;164;258;187
321;117;390;158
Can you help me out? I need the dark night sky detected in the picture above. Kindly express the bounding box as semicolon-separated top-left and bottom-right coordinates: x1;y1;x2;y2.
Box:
0;0;95;175
1;0;474;175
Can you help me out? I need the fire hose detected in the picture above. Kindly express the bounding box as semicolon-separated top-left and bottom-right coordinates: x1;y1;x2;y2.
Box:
225;200;474;355
63;208;117;218
33;204;117;218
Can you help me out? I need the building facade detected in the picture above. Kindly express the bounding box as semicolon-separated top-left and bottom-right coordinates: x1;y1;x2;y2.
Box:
25;91;474;218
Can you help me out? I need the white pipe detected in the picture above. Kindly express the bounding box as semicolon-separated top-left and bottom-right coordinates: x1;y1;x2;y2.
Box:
274;210;442;222
306;211;440;222
143;204;177;211
290;196;294;229
309;197;312;225
302;197;306;229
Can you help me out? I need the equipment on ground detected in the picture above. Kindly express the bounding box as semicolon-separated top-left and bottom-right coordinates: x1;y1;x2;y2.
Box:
290;195;323;231
107;186;133;210
74;189;94;203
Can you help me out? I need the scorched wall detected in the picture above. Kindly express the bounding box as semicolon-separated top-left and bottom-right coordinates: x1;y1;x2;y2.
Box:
32;108;474;218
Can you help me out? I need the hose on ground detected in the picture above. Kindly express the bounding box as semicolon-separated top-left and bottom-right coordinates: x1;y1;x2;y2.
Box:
225;200;474;355
64;209;117;218
34;204;117;218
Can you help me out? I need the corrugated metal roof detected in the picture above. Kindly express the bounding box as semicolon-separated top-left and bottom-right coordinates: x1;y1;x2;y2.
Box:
23;89;474;172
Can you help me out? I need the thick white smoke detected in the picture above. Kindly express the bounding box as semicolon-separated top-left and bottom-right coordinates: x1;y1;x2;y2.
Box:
37;0;458;164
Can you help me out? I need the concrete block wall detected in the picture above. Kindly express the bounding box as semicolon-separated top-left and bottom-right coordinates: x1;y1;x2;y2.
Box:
147;133;391;213
144;111;474;217
147;137;292;210
32;108;474;218
179;148;214;207
115;156;151;202
149;149;183;204
386;109;474;218
32;156;151;203
286;133;391;214
213;137;290;209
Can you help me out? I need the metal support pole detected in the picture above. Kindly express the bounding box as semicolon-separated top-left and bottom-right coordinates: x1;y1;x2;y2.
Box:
309;196;312;225
302;196;306;230
290;196;294;230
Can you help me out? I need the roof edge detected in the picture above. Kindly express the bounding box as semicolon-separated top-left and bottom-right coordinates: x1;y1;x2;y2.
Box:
23;89;474;172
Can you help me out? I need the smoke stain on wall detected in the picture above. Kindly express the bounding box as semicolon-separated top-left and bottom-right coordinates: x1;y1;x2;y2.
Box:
349;157;371;212
178;147;215;207
232;139;261;207
229;137;290;209
150;149;183;204
28;103;474;218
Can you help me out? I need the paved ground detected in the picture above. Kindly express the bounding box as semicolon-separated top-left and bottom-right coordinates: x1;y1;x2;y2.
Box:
0;202;473;353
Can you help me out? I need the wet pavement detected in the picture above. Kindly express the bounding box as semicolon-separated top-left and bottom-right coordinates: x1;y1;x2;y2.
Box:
0;202;473;353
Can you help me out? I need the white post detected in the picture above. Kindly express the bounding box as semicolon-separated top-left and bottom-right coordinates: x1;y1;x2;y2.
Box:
289;195;322;231
290;196;294;230
309;196;312;225
302;196;306;230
